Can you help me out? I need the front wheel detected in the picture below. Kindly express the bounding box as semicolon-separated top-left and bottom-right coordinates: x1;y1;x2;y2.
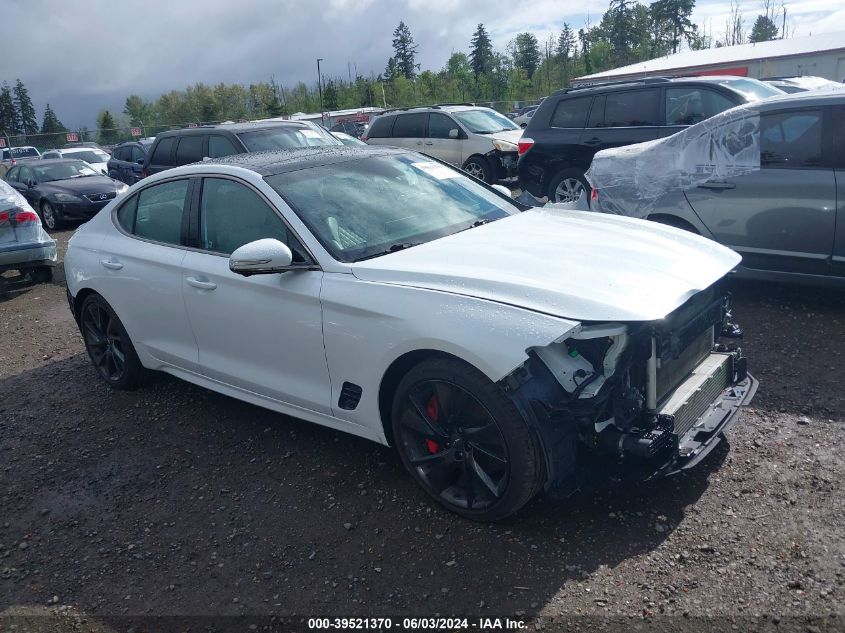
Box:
40;201;64;230
547;169;590;204
80;294;146;389
391;357;544;521
462;156;493;184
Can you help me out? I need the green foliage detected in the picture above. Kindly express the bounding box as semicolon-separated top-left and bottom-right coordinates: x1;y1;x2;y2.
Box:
392;21;419;80
96;110;120;144
469;23;494;77
511;33;542;78
0;82;19;136
40;104;67;147
13;79;38;135
651;0;696;53
323;80;339;110
749;15;780;42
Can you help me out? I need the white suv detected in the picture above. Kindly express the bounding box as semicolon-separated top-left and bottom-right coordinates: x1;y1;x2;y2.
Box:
362;105;523;183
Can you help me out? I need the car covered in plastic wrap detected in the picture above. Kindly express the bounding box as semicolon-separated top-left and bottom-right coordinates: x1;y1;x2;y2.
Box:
586;87;845;287
0;179;57;284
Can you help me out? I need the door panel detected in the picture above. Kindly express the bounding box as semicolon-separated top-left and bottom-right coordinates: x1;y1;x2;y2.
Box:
686;108;836;275
181;252;331;413
425;113;462;166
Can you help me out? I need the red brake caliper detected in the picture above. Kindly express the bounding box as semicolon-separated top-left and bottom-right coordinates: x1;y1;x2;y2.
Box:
425;394;440;454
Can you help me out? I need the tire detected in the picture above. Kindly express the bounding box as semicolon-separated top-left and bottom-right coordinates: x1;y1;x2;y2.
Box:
462;156;493;184
28;266;53;284
547;169;590;204
40;200;64;231
79;293;146;389
391;356;544;521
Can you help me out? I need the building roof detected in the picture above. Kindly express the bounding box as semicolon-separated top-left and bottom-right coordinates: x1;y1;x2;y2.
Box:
576;31;845;82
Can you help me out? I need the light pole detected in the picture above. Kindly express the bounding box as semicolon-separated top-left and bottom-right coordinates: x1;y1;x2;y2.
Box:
316;58;324;121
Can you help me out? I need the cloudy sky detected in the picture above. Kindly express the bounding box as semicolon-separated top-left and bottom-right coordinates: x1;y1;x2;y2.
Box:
2;0;843;128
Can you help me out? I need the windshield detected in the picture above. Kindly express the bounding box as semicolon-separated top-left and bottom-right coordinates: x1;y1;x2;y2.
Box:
717;78;784;101
266;153;518;262
33;161;98;182
452;109;520;134
65;150;108;163
11;147;39;158
237;125;341;151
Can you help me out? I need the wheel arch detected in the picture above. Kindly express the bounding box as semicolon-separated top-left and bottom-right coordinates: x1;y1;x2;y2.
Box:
72;287;100;324
647;213;700;234
377;349;476;447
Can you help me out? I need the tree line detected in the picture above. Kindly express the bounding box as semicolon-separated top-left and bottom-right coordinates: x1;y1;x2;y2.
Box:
2;0;790;149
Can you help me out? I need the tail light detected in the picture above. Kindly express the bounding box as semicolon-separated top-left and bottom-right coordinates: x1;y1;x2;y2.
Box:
140;169;149;179
0;209;39;224
517;138;534;156
591;188;599;202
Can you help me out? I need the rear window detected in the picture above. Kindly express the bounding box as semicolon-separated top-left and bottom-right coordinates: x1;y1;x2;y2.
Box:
237;126;338;151
11;147;38;158
150;137;176;166
392;113;427;138
175;136;204;165
366;115;395;138
550;96;592;128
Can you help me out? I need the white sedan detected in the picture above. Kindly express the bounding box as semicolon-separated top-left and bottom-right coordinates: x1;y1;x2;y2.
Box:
65;146;756;520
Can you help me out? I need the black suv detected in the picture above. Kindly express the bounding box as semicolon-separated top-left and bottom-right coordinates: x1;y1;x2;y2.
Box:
142;121;341;177
518;76;783;202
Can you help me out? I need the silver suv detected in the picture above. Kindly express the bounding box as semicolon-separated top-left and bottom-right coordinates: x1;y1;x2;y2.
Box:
363;105;523;183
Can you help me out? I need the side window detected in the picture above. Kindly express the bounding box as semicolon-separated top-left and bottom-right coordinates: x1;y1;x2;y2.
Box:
208;135;240;158
199;178;290;256
175;136;204;165
131;179;189;244
550;96;592;128
666;88;736;126
150;137;176;166
602;90;659;127
130;146;146;163
366;115;395;138
19;166;33;184
110;147;123;161
587;95;606;128
392;113;426;138
760;110;823;169
116;194;138;232
5;166;19;182
428;113;457;139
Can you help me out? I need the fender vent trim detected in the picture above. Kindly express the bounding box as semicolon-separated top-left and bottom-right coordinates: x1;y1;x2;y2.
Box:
338;382;363;410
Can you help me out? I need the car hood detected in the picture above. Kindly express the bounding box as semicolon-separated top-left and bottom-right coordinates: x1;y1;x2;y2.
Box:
489;129;523;145
38;176;118;195
351;208;741;322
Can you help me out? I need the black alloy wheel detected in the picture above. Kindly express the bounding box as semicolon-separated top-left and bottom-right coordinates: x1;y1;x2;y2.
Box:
79;294;145;389
391;357;544;521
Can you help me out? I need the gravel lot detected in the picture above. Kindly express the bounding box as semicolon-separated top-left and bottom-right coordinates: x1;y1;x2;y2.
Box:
1;228;843;631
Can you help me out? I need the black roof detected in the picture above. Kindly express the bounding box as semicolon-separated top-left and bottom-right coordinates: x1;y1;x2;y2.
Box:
156;120;311;138
201;146;407;176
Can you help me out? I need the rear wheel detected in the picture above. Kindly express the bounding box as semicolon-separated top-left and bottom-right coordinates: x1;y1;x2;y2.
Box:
462;156;493;183
80;294;146;389
40;201;64;230
547;169;590;204
391;357;544;521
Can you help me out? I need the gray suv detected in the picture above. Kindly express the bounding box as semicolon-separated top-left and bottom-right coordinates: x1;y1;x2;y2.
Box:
587;89;845;286
363;105;523;183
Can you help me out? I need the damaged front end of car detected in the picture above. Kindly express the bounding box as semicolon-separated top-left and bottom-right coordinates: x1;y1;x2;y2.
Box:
500;284;757;498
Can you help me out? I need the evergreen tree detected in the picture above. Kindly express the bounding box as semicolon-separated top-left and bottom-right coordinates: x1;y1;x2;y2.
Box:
557;23;576;84
469;23;494;77
391;21;419;80
40;104;67;146
13;79;38;136
96;109;119;144
512;32;541;78
579;29;592;74
383;57;399;81
749;15;779;42
651;0;697;53
0;83;19;136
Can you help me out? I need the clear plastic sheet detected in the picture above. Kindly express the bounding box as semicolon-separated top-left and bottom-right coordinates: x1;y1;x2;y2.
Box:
584;107;761;218
0;179;56;264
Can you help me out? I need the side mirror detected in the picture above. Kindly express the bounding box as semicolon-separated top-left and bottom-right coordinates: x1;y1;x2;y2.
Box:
26;179;36;188
448;129;459;139
229;239;293;276
492;184;512;197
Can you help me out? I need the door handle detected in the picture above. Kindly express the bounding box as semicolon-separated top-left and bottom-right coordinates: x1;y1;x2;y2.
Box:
416;141;423;145
424;141;433;146
100;259;123;270
697;181;736;190
185;276;217;290
582;137;602;146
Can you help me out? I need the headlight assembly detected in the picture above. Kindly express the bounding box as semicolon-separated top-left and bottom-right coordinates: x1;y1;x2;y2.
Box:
493;139;519;153
53;192;84;203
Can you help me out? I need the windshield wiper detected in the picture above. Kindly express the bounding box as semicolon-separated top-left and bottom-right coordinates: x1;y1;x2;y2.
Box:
458;218;497;233
357;242;420;261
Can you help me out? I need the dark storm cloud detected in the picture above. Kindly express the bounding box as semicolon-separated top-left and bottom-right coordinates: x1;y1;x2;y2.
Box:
0;0;834;128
